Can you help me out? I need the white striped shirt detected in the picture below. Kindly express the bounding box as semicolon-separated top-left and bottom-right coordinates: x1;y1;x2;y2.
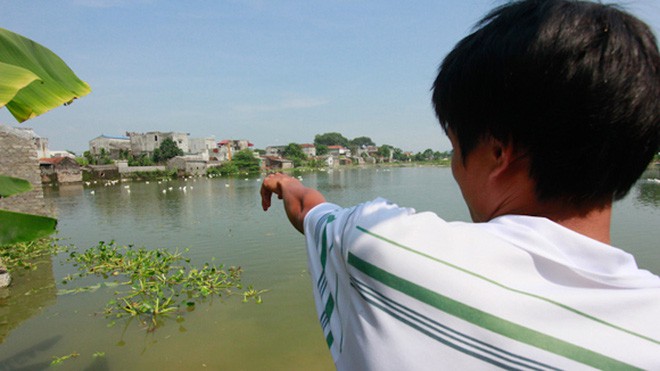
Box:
303;198;660;370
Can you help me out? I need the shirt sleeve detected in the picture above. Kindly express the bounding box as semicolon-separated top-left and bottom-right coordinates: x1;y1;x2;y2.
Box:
302;198;416;363
303;201;358;361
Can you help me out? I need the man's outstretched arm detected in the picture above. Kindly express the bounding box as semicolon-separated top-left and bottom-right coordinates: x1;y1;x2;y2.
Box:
260;173;326;234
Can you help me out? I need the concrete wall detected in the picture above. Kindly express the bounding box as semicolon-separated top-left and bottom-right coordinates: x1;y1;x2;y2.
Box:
189;138;215;155
117;165;166;174
0;125;51;217
128;132;189;155
89;136;130;158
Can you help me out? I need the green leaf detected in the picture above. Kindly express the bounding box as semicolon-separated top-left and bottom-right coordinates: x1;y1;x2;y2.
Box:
0;61;40;106
0;27;91;122
0;175;32;198
0;209;57;245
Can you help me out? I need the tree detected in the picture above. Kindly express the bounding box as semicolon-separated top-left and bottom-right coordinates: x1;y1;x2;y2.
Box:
377;145;392;160
129;153;153;166
153;137;184;163
0;28;90;244
232;149;260;173
316;144;329;156
392;147;408;161
350;136;375;147
422;148;435;161
413;148;437;162
282;143;306;167
314;132;349;147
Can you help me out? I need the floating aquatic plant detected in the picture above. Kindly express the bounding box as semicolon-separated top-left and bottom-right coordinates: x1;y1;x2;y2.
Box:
61;241;265;330
0;237;63;271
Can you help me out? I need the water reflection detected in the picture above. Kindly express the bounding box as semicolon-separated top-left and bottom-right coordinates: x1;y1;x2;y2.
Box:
0;257;56;344
635;180;660;207
0;335;62;371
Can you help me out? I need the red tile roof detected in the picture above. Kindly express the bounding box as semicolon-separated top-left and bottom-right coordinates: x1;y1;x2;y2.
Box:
39;157;66;165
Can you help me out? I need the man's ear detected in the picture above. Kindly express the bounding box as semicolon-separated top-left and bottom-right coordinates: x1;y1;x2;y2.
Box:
487;137;519;179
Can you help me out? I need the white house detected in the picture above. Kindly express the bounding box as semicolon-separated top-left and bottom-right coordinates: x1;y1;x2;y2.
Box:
89;134;130;159
189;137;217;160
127;131;190;155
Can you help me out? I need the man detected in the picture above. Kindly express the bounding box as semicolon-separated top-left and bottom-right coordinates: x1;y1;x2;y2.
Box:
261;0;660;369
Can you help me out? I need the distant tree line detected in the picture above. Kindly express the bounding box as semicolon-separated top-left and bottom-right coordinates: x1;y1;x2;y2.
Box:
309;132;452;163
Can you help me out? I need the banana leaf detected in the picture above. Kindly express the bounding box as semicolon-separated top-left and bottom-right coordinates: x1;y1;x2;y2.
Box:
0;175;32;198
0;27;91;122
0;209;57;245
0;61;40;106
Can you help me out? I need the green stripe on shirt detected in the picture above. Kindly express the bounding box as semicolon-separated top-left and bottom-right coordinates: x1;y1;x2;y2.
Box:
355;225;660;346
348;252;640;370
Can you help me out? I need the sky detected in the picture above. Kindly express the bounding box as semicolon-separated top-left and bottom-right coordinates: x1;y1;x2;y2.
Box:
1;0;659;154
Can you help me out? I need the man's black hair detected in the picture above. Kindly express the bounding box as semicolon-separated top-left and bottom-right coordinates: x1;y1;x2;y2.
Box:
432;0;659;207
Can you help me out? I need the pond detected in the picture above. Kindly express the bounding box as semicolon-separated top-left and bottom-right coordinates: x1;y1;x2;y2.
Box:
0;166;658;370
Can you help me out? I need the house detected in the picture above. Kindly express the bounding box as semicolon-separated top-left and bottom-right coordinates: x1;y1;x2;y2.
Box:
13;127;49;158
327;145;351;158
301;143;316;158
265;145;286;157
189;137;216;160
48;150;76;159
39;157;82;183
261;156;293;170
127;131;190;156
167;156;208;176
321;155;335;168
216;139;254;161
89;134;130;159
265;144;316;157
356;145;379;158
0;125;50;217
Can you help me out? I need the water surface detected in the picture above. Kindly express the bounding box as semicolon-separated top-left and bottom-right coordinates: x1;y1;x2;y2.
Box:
0;166;657;370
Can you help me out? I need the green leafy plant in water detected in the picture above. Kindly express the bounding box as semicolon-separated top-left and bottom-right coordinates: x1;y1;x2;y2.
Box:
50;352;79;366
63;241;266;330
0;237;63;271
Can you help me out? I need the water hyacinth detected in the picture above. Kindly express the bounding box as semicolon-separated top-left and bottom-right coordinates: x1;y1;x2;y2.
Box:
62;241;265;330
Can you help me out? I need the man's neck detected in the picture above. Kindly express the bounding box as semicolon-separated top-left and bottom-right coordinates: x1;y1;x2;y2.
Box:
547;204;612;245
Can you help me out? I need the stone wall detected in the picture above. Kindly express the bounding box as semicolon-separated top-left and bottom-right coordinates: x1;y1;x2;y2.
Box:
0;125;51;217
117;164;166;174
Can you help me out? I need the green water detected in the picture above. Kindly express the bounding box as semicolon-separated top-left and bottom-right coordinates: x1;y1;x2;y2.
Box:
0;166;658;370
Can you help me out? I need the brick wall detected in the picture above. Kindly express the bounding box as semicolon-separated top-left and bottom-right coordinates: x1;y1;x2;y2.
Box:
0;125;51;217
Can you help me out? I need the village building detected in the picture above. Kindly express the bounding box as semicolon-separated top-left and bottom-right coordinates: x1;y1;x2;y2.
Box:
320;155;335;167
261;156;294;170
301;143;316;158
127;131;190;156
265;145;285;157
216;139;253;161
88;134;131;159
265;144;316;158
327;145;351;159
167;156;208;176
0;125;51;217
39;157;82;184
189;137;217;160
356;145;379;158
10;127;49;159
48;150;76;159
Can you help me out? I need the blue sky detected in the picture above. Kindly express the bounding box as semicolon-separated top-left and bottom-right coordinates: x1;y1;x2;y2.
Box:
1;0;659;154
